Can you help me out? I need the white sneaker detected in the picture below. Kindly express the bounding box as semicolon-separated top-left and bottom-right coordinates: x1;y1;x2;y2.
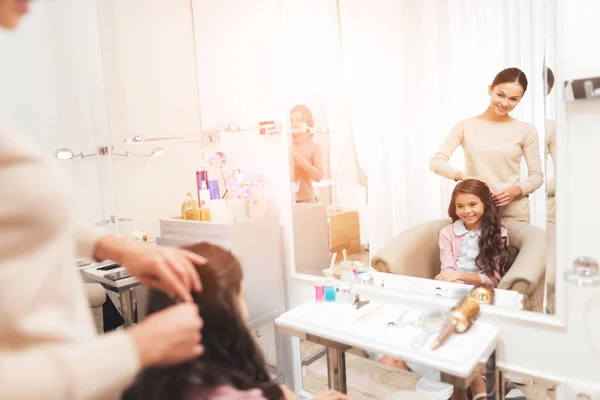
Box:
414;377;453;400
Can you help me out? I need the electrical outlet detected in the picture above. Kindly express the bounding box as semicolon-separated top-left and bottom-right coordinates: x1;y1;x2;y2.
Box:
568;381;600;400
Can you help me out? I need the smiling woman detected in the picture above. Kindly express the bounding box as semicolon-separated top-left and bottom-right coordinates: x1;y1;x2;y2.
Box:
429;67;543;224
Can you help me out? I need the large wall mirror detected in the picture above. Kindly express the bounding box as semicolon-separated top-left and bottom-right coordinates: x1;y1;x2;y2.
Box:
285;0;558;317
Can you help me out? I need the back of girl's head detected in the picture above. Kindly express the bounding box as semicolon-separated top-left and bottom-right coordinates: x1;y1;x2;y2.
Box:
448;179;496;222
492;67;529;93
127;243;280;400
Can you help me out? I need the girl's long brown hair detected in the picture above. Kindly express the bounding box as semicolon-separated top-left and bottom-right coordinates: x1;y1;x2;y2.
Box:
448;179;518;281
124;243;282;400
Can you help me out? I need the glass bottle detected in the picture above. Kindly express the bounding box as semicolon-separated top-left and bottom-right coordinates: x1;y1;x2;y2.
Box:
181;192;200;220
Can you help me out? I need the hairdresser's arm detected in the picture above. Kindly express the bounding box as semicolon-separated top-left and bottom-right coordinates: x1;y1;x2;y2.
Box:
0;303;202;400
430;120;464;181
292;144;323;182
518;126;544;195
76;226;203;302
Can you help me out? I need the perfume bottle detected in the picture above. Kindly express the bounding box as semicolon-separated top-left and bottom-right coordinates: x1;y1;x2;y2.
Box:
181;192;200;220
198;182;211;221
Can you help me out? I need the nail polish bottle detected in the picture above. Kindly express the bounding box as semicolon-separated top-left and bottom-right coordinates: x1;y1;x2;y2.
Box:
325;278;336;302
315;279;325;302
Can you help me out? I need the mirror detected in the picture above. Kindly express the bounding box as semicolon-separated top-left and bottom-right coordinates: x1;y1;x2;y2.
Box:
284;0;557;315
284;0;369;276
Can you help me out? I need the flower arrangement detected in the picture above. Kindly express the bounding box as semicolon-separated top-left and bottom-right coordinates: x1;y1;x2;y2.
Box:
207;151;265;203
227;166;265;202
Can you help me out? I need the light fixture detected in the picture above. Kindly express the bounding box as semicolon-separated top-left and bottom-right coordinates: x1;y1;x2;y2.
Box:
291;125;330;135
124;135;183;144
54;146;109;160
113;147;166;158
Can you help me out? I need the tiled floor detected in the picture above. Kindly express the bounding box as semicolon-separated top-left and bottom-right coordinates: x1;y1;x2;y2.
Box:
300;341;555;400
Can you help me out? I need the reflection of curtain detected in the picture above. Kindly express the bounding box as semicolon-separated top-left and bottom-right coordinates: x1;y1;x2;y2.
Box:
338;0;546;254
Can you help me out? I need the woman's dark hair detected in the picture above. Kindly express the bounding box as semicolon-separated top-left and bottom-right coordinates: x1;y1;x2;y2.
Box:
491;67;529;94
290;104;315;127
448;179;519;281
546;66;555;94
124;243;282;400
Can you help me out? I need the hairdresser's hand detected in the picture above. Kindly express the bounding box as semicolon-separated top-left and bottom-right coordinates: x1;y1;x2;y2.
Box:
435;271;464;283
128;303;203;368
314;390;351;400
96;236;204;302
492;185;523;207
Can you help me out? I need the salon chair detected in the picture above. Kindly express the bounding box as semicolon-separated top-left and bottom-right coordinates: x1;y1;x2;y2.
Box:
85;283;107;308
371;218;546;312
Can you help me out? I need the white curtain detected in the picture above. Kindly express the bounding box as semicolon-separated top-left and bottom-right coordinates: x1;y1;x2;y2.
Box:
338;0;547;254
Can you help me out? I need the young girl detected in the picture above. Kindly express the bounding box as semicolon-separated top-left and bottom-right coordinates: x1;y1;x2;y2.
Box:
124;242;348;400
435;179;519;287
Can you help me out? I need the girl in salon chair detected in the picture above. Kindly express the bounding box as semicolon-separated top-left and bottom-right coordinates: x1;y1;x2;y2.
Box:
435;179;519;287
381;179;519;400
124;242;349;400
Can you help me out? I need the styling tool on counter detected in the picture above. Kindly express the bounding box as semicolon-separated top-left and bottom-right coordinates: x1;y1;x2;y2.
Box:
411;310;448;349
353;294;370;310
470;285;495;305
388;311;425;329
386;309;408;327
431;297;480;350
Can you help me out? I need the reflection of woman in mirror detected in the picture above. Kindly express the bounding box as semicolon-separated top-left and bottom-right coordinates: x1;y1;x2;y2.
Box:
435;180;518;286
545;67;556;224
290;104;323;203
430;68;543;223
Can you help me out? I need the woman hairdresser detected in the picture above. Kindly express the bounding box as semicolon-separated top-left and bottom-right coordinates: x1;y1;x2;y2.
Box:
430;67;543;223
0;1;205;399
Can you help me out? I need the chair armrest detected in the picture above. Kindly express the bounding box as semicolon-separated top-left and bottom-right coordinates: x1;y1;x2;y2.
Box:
85;283;107;308
371;219;451;279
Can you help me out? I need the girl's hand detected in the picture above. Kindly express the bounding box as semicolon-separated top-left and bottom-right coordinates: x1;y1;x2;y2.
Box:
435;271;464;282
492;185;523;207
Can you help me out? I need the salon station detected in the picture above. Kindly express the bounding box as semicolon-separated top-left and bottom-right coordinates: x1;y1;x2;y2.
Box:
2;0;600;399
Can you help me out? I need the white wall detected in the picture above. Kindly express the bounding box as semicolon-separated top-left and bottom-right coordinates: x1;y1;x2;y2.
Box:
96;0;292;241
0;0;114;227
96;0;204;239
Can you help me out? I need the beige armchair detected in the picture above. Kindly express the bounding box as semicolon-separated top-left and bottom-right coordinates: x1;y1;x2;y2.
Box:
371;218;546;311
85;283;107;309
